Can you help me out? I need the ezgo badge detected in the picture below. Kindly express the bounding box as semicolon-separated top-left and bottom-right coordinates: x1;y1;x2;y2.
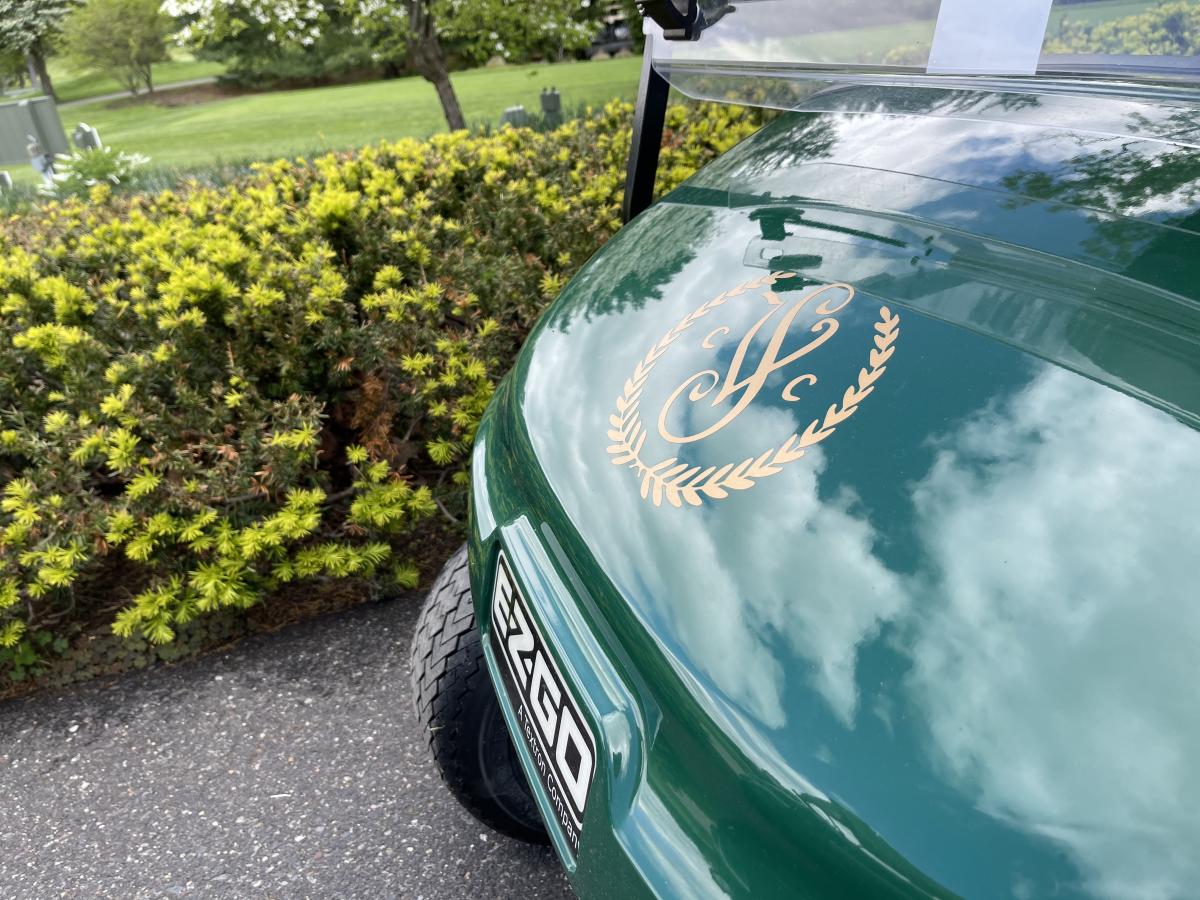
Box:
490;553;596;858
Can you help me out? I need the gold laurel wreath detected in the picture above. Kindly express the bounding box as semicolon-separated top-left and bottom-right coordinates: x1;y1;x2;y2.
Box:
606;273;900;508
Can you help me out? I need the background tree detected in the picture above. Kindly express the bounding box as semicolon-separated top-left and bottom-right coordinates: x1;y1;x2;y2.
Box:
0;0;77;102
0;48;28;95
61;0;171;95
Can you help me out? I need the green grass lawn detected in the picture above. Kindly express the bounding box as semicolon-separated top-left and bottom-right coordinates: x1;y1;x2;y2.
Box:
52;57;227;104
58;57;641;172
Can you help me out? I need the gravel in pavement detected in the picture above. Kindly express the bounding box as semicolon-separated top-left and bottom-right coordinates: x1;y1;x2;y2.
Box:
0;595;574;899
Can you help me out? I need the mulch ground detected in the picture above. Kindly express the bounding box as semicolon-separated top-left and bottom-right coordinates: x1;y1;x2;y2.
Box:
0;520;463;703
105;83;250;109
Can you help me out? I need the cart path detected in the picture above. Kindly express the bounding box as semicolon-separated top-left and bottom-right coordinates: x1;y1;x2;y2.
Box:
58;77;220;109
0;595;574;899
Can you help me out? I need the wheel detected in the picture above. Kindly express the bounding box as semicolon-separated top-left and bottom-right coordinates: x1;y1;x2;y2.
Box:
410;545;548;843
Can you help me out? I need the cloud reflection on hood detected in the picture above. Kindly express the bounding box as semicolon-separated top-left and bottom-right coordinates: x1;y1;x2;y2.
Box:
699;406;908;729
905;366;1200;899
528;338;1200;895
528;321;908;730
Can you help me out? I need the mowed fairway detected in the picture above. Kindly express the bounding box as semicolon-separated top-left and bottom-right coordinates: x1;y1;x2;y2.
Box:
61;58;642;171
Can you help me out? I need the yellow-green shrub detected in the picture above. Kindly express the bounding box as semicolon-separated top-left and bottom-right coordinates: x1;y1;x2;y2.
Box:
1046;1;1200;56
0;100;761;676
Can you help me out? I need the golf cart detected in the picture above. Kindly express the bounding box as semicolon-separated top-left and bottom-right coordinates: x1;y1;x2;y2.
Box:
412;0;1200;896
587;5;636;59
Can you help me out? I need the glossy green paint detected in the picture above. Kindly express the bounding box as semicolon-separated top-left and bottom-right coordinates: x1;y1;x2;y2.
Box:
468;84;1200;899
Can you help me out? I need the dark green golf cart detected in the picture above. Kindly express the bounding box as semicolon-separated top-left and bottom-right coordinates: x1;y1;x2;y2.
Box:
411;1;1200;896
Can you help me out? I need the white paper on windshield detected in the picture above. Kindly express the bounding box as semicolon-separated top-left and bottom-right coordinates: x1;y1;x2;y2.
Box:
927;0;1054;75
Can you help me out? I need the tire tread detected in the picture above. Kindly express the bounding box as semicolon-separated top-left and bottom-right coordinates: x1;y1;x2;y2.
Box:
409;545;546;843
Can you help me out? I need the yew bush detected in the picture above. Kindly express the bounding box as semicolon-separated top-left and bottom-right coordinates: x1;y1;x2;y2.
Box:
0;101;760;677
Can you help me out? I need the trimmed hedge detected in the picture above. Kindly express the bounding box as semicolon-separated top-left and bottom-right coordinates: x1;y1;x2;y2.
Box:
0;101;760;680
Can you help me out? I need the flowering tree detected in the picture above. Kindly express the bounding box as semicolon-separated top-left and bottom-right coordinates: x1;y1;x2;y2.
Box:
165;0;598;131
357;0;467;129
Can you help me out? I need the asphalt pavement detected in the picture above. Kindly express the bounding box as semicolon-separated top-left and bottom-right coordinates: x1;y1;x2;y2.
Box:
0;594;574;899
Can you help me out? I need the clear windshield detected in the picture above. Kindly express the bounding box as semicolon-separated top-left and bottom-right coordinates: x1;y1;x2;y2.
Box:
651;0;1200;100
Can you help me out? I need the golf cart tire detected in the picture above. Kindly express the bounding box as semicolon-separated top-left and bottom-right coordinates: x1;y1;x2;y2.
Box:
410;545;548;844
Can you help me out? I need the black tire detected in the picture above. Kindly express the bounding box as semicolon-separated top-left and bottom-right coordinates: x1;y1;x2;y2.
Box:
410;545;548;843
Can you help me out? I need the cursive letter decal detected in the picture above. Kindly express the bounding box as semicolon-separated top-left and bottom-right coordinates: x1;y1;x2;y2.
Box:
657;283;855;444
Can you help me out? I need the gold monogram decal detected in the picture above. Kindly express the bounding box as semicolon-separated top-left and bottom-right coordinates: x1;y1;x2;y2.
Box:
657;281;855;444
606;273;900;507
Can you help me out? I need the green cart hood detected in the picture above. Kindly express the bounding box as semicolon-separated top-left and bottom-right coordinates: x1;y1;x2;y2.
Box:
472;85;1200;899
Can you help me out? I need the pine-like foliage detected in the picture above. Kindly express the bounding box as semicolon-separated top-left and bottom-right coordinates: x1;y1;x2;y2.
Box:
0;0;76;53
0;101;761;675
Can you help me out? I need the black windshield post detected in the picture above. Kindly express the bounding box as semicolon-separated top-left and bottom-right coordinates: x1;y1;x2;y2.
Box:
622;35;670;223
